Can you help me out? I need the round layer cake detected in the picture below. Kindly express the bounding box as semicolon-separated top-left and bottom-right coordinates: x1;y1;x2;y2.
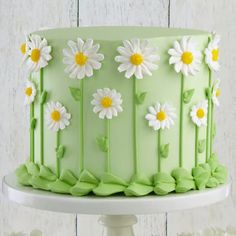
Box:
16;27;228;196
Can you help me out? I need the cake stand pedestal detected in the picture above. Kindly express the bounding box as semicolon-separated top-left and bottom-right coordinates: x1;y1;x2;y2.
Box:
2;174;231;236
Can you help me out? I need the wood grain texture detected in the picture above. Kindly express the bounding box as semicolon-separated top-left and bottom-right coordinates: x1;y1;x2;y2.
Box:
0;0;77;235
168;0;236;235
77;0;169;235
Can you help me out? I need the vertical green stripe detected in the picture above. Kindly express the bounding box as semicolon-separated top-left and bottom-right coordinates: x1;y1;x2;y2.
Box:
157;129;161;172
106;119;111;173
179;74;184;167
210;103;214;156
195;126;199;167
30;103;34;162
80;80;84;172
133;78;139;174
56;130;60;177
206;69;212;162
40;69;44;165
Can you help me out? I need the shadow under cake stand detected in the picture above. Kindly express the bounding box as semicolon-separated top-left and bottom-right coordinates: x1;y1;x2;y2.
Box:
2;174;231;236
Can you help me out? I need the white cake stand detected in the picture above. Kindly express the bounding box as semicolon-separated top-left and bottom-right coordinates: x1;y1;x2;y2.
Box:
2;174;231;236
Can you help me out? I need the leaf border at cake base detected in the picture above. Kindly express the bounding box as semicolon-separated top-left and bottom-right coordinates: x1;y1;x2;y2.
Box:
124;174;153;197
59;169;78;186
49;179;71;194
171;167;196;193
93;173;128;196
15;164;32;186
70;169;99;196
29;176;51;191
153;172;176;195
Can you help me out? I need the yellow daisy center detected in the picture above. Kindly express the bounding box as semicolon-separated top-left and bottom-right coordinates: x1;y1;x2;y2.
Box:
20;43;26;54
51;110;61;122
31;49;40;62
181;51;193;65
156;110;167;121
216;88;220;97
25;87;32;97
212;49;219;61
196;108;205;118
101;96;112;108
75;52;88;66
130;53;143;66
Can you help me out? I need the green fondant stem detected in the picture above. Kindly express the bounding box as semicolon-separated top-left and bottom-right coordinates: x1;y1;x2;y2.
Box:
179;74;184;167
56;130;60;177
80;79;84;172
210;103;214;156
206;69;212;162
40;69;44;165
195;126;199;167
106;119;111;173
30;102;35;162
133;78;139;174
157;129;161;172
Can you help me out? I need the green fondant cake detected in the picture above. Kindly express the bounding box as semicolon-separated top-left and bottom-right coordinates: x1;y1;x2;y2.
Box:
16;27;228;196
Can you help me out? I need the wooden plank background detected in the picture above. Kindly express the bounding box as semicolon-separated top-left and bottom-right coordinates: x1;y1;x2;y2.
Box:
0;0;235;235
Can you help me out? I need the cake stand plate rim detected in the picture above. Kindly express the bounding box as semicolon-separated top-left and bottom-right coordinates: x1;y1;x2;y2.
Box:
2;173;231;215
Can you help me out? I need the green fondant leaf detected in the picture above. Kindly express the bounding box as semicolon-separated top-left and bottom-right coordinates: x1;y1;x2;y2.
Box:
69;87;81;101
175;179;195;193
205;87;212;99
124;182;153;197
130;174;152;186
207;156;218;172
15;165;31;186
25;162;40;177
183;89;195;104
93;182;126;196
212;165;228;184
160;143;170;158
153;172;176;195
198;139;206;154
171;168;193;180
40;91;48;105
96;136;108;153
102;173;128;186
70;181;97;196
39;165;57;181
49;179;71;194
206;177;219;188
60;169;78;186
56;145;65;159
79;169;99;184
192;165;210;190
135;92;147;105
30;176;50;190
30;118;37;130
15;164;28;177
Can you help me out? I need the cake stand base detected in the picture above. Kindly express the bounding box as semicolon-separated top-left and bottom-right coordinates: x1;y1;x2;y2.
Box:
2;174;231;236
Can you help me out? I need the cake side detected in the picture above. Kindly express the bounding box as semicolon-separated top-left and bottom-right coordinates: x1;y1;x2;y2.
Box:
16;27;228;196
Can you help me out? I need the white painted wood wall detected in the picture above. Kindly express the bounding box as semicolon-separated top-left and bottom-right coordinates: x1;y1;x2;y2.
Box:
0;0;235;235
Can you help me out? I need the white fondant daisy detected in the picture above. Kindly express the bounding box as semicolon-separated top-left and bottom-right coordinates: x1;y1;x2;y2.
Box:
204;34;220;71
145;102;176;130
20;35;30;63
62;38;104;79
91;88;123;119
45;102;71;132
115;39;159;79
24;81;36;105
212;79;220;106
190;101;208;127
168;36;202;76
26;34;52;72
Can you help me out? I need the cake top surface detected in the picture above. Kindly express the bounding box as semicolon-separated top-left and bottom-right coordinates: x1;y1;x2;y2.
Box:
35;26;209;41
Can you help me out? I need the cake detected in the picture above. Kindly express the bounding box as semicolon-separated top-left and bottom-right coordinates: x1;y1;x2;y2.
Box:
15;27;228;197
